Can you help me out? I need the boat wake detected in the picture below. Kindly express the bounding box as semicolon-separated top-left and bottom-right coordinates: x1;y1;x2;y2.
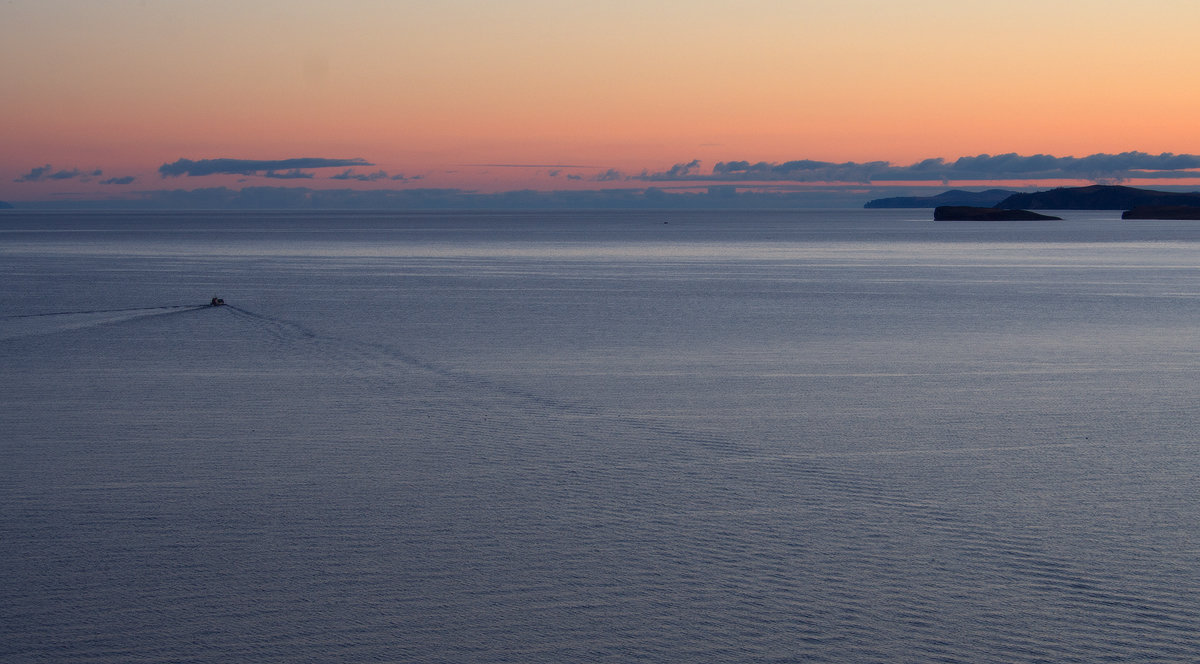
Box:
7;297;1199;661
0;303;211;341
5;304;206;319
204;305;1200;659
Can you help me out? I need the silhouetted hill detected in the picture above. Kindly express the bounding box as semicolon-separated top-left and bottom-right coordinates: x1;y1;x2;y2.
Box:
996;185;1200;210
934;206;1061;221
865;189;1019;208
1122;205;1200;220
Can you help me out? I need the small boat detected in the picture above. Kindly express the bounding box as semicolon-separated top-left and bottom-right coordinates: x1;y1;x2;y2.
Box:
210;297;225;306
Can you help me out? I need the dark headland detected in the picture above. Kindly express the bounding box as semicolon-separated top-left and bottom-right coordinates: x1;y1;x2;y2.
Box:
995;185;1200;210
868;185;1200;220
934;206;1061;221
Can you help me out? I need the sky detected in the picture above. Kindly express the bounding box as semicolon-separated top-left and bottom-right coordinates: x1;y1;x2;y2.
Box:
4;0;1200;206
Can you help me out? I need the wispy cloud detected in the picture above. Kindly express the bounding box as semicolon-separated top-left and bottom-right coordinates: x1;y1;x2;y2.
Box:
596;168;624;182
663;159;701;178
637;152;1200;183
100;176;136;185
158;157;372;177
467;163;594;169
262;169;314;179
331;169;396;182
15;165;102;182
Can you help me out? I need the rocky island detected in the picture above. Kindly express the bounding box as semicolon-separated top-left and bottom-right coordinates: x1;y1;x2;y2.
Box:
934;206;1061;221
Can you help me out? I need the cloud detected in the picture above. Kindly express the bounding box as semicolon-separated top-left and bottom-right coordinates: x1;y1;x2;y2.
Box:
158;157;372;177
712;159;890;183
468;163;593;168
100;176;136;185
15;164;98;182
331;169;392;181
48;168;83;180
15;184;913;211
12;165;51;182
596;168;624;182
262;169;314;179
636;152;1200;183
664;159;702;178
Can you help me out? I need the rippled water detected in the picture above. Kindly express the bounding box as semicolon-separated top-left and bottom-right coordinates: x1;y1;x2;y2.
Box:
3;210;1200;662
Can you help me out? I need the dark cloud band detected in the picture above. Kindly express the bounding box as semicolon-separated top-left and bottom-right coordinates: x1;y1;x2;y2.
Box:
638;152;1200;183
331;169;393;182
15;165;102;183
262;170;314;180
159;157;372;177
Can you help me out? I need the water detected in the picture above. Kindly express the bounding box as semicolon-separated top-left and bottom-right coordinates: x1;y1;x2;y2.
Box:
3;209;1200;662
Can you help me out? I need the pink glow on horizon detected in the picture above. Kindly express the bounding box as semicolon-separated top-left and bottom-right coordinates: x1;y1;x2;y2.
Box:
3;1;1200;202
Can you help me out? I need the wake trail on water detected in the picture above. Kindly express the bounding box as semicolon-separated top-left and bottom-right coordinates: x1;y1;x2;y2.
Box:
4;304;206;319
8;300;1194;653
225;304;625;423
225;304;743;454
219;306;1200;653
223;305;318;342
0;303;212;341
224;304;1107;466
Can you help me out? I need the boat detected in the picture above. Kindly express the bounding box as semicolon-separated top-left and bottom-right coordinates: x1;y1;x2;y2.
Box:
210;297;225;306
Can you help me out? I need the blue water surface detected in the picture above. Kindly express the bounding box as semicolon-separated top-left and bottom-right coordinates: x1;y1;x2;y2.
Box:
3;209;1200;662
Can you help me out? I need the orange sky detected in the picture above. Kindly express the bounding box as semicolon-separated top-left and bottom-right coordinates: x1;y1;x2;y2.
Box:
4;0;1200;201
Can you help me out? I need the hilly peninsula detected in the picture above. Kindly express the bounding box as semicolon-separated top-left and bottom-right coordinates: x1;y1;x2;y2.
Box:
995;185;1200;210
865;189;1018;208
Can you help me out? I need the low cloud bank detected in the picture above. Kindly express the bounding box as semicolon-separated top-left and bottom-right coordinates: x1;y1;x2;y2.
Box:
11;185;920;210
638;152;1200;183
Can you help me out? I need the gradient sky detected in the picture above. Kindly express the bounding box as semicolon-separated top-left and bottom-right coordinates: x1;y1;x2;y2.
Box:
4;0;1200;202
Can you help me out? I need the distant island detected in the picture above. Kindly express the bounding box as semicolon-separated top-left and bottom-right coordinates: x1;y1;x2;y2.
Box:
995;185;1200;210
865;189;1018;208
934;206;1061;221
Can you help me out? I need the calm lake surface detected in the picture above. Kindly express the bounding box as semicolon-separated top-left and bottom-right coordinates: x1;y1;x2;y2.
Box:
3;209;1200;662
